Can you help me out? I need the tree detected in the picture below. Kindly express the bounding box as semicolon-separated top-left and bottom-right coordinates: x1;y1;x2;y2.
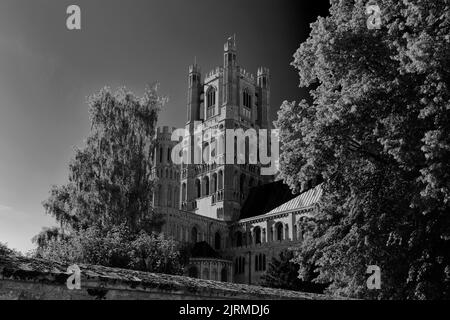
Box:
34;85;187;275
42;85;165;233
275;0;450;299
34;224;185;275
260;249;328;294
0;242;20;257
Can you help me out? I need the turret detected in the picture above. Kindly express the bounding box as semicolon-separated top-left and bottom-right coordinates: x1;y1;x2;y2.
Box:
257;67;270;128
187;63;202;124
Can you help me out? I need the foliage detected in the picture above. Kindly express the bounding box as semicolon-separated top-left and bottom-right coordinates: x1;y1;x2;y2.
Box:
42;85;165;233
34;224;185;275
275;0;450;299
260;249;328;293
34;85;188;275
0;242;20;257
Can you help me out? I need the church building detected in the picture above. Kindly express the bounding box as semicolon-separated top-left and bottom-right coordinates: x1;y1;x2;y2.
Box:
152;36;322;285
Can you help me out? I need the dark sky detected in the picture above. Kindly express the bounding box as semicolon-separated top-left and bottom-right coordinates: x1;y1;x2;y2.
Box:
0;0;330;252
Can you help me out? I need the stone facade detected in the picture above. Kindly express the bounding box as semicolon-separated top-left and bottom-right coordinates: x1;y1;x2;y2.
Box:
154;36;323;286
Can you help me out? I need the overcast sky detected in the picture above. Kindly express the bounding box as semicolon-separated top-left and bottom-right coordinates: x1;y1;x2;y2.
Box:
0;0;329;253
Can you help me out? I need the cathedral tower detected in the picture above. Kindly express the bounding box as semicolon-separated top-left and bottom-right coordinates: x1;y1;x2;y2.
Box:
180;36;273;222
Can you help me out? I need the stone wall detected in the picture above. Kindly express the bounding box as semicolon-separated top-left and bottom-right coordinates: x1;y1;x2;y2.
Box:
0;255;332;300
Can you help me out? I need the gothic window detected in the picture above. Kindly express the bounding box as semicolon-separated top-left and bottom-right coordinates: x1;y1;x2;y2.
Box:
242;89;252;119
254;227;261;245
195;179;201;198
159;147;163;163
206;87;216;118
236;257;245;274
276;223;283;241
167;147;171;163
182;183;187;202
212;173;218;193
218;170;223;190
243;89;252;108
203;176;210;196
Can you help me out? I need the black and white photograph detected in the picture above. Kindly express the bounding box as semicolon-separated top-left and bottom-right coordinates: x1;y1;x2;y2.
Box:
0;0;449;310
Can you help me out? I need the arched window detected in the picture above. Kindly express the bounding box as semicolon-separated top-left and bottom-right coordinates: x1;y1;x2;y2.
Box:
212;173;218;193
276;223;283;241
218;170;223;190
214;232;221;250
195;179;201;198
254;227;261;245
243;89;252;108
242;89;252;118
262;254;266;271
206;87;216;118
182;183;187;202
159;147;163;163
203;176;210;196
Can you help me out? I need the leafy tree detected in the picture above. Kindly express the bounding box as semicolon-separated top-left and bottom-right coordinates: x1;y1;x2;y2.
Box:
260;249;328;293
0;242;20;257
275;0;450;299
43;85;165;232
35;85;187;274
34;224;185;275
32;227;64;249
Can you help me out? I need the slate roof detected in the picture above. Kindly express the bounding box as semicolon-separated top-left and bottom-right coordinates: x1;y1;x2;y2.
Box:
239;180;297;219
266;184;323;215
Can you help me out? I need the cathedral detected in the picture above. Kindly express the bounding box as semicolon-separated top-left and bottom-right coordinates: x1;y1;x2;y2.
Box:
152;36;322;285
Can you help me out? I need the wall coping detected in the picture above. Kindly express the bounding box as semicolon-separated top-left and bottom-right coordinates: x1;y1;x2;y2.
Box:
0;255;338;300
